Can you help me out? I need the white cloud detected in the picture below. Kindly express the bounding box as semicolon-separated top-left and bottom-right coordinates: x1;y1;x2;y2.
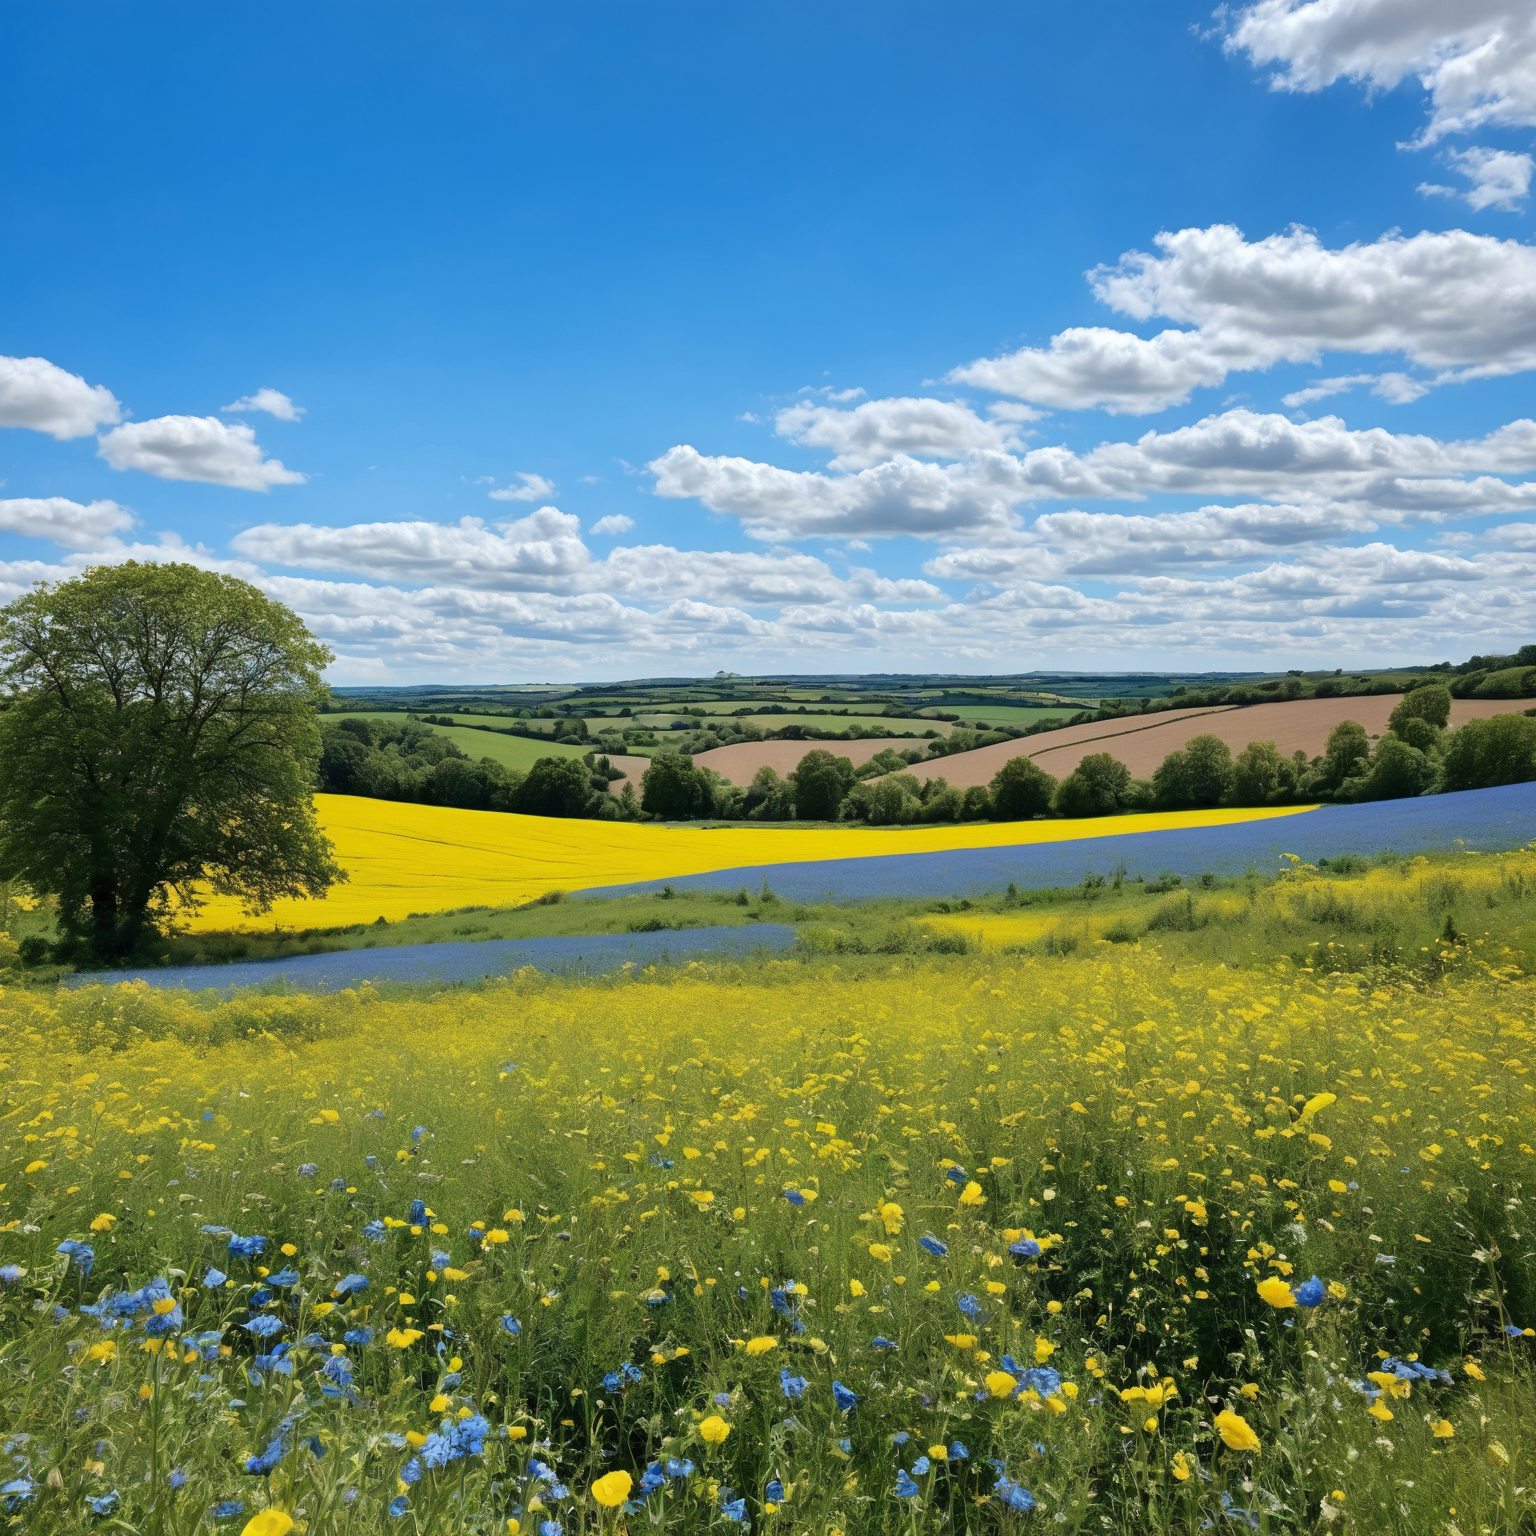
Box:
1421;146;1535;210
232;507;589;588
775;396;1027;470
222;387;305;422
602;544;943;607
0;497;136;549
950;224;1536;413
651;408;1536;541
488;472;556;503
1281;372;1430;407
98;416;305;490
0;354;121;440
650;443;1031;541
590;514;635;536
1227;0;1536;144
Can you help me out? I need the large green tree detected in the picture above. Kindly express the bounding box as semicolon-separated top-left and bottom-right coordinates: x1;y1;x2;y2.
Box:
0;562;342;960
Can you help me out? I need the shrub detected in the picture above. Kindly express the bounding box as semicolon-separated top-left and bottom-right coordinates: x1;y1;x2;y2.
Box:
989;755;1055;819
1441;713;1536;792
639;753;715;820
1390;683;1451;732
1053;752;1130;817
1229;739;1296;806
789;750;857;821
1152;734;1233;809
514;756;600;818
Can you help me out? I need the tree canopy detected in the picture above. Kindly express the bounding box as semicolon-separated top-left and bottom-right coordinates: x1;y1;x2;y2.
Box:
0;562;342;960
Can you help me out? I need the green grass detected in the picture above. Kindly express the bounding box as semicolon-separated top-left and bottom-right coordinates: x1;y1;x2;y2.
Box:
915;704;1082;725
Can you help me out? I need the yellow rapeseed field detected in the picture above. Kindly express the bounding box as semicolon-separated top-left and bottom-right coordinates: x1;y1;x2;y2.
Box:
185;793;1314;929
2;848;1535;1532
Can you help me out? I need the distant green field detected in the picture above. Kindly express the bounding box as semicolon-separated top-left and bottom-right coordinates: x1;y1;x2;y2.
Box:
917;703;1083;725
321;711;589;769
635;712;942;734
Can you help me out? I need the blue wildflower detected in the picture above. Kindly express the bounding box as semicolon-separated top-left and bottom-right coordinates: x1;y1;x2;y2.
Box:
839;1438;852;1454
363;1221;385;1243
203;1110;215;1121
783;1188;805;1206
204;1268;227;1288
1507;1324;1527;1338
365;1155;378;1170
243;1316;284;1339
539;1523;562;1536
995;1475;1035;1513
168;1470;187;1489
333;1274;369;1297
950;1441;969;1459
501;1314;522;1335
911;1457;931;1476
665;1459;694;1479
1293;1275;1326;1308
894;1470;920;1498
389;1495;410;1518
780;1368;808;1399
431;1250;451;1268
243;1434;287;1475
870;1337;898;1350
400;1459;423;1486
343;1327;373;1345
890;1432;910;1446
210;1501;244;1519
766;1478;785;1502
267;1269;299;1288
412;1126;426;1143
956;1293;983;1320
227;1235;266;1258
408;1199;426;1224
917;1235;948;1257
1025;1366;1061;1398
297;1163;318;1178
721;1493;747;1521
833;1380;858;1411
200;1225;233;1237
945;1166;967;1184
650;1154;674;1169
1221;1491;1261;1530
1009;1236;1041;1259
713;1392;734;1407
87;1491;118;1515
0;1266;23;1284
638;1464;666;1497
57;1240;94;1277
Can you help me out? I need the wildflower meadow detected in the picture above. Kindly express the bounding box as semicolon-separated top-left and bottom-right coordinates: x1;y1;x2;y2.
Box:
3;849;1536;1534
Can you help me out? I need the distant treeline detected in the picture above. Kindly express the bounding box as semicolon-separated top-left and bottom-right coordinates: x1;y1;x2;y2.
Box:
319;685;1536;824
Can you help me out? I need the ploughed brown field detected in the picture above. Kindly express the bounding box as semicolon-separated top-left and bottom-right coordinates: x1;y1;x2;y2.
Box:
895;694;1525;790
691;736;925;784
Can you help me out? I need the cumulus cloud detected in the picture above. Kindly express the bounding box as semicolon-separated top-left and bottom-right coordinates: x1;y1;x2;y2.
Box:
950;224;1536;412
775;396;1029;470
1421;146;1535;210
0;354;121;439
98;416;305;490
1227;0;1536;144
590;514;635;536
222;387;305;421
488;472;556;503
650;408;1536;541
0;497;136;550
232;507;589;588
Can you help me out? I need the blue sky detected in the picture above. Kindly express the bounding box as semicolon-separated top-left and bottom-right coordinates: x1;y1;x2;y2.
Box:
3;1;1535;680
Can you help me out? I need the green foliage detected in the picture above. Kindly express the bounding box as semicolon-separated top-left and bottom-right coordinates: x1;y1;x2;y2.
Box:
1229;739;1299;806
1151;733;1234;810
1390;682;1452;731
1441;713;1536;793
0;562;340;960
1054;752;1132;817
989;754;1056;819
789;748;857;821
640;753;717;820
511;755;601;818
1355;733;1437;801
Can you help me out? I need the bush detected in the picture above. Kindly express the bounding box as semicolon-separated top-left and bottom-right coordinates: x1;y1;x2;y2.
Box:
1390;684;1451;732
1312;720;1370;794
513;756;599;818
1441;713;1536;792
1152;734;1233;809
989;755;1055;819
843;775;922;825
743;766;796;821
639;754;715;820
1053;752;1131;818
790;750;857;821
1229;739;1297;806
1356;734;1437;800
